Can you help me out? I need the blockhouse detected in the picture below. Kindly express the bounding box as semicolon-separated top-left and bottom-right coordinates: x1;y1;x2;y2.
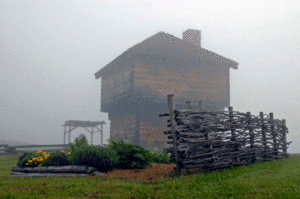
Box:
94;29;239;150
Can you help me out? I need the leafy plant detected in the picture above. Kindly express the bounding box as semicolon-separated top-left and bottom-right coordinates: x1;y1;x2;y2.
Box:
105;137;154;170
155;146;177;164
41;151;72;167
151;150;170;164
16;151;38;167
68;136;90;153
28;150;50;167
16;150;51;167
67;144;120;172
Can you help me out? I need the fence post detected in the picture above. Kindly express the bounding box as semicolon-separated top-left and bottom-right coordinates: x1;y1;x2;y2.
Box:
269;113;278;159
282;119;288;157
186;101;192;110
246;112;256;164
229;107;240;164
167;94;183;176
260;112;268;160
199;101;204;112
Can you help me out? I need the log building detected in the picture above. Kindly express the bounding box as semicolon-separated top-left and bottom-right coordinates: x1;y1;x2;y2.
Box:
94;29;239;150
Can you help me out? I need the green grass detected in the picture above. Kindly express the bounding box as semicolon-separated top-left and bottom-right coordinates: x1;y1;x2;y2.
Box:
0;151;299;199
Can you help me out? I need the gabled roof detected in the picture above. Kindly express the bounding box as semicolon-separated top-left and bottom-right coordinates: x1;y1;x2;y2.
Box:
94;31;239;79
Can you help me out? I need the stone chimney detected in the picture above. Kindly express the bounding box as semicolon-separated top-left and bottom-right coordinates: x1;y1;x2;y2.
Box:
182;29;201;48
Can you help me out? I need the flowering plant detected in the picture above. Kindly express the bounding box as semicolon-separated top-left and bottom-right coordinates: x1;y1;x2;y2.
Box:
25;150;50;167
68;136;90;153
21;149;73;167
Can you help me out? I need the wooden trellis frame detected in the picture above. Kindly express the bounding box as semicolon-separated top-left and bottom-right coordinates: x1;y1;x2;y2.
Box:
62;120;106;146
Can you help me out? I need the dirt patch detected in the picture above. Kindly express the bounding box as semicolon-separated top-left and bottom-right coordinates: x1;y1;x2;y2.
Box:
88;163;209;183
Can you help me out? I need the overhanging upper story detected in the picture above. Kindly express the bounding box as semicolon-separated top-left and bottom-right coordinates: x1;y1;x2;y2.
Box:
94;29;238;80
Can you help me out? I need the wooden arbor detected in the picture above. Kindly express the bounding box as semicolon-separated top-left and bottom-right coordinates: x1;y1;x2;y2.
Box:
62;120;106;146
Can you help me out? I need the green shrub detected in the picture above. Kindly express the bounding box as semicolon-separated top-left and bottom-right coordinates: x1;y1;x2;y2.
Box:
68;136;90;153
66;145;120;172
41;151;71;167
151;151;170;164
106;138;154;170
16;151;37;168
160;147;176;163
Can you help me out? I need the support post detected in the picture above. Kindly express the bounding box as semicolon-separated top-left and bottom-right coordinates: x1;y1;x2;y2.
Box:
168;94;183;176
68;126;71;144
199;101;204;112
229;107;240;164
282;119;288;157
260;112;268;159
247;112;255;163
101;123;103;145
186;100;192;110
91;126;94;146
64;125;66;144
269;113;278;158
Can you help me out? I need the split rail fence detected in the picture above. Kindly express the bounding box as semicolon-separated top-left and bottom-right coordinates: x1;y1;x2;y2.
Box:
159;94;292;176
0;144;72;155
0;144;108;156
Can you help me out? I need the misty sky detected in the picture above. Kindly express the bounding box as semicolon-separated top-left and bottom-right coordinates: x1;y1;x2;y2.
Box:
1;0;299;153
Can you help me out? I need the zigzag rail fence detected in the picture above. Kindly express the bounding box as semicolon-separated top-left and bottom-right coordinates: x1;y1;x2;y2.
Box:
159;94;292;176
0;144;109;156
0;144;72;156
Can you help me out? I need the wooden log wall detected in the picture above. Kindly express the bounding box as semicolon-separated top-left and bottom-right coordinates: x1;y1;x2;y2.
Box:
159;94;292;176
109;110;172;151
100;57;132;107
132;56;229;110
101;53;233;151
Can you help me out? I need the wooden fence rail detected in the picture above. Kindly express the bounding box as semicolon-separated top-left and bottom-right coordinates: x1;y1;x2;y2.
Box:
0;144;108;156
159;94;292;176
0;144;72;155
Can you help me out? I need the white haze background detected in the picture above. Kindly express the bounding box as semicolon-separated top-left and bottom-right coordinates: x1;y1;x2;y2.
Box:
1;0;299;153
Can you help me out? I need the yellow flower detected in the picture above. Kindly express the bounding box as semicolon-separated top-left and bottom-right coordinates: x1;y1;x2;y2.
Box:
25;150;50;167
24;149;71;168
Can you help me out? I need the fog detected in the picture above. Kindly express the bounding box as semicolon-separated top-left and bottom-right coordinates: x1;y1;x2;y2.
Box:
1;0;299;153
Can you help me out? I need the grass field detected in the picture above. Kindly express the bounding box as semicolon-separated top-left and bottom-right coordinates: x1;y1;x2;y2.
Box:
0;149;299;199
